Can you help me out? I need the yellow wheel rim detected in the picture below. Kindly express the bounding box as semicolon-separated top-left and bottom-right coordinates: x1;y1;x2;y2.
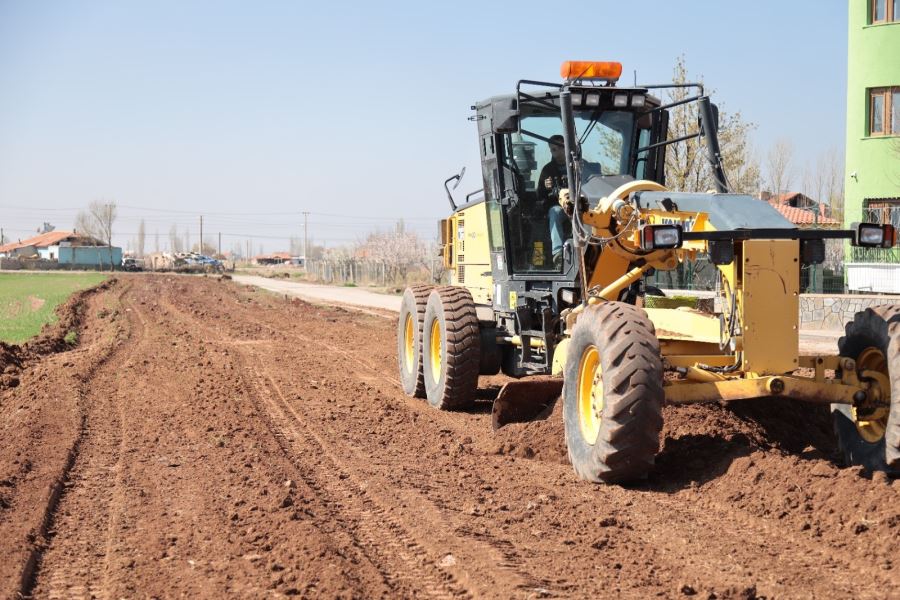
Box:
429;318;442;383
854;347;891;443
403;313;415;373
577;344;603;444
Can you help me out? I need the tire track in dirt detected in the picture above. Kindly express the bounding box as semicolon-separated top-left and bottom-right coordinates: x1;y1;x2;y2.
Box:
28;284;138;600
152;290;462;597
235;349;469;599
13;281;129;600
229;288;898;598
157;290;549;598
145;277;899;598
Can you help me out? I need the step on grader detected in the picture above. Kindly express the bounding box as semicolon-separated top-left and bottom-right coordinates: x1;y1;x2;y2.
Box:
397;61;899;484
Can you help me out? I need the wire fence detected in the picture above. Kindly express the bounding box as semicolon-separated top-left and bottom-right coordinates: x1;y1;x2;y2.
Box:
303;259;442;287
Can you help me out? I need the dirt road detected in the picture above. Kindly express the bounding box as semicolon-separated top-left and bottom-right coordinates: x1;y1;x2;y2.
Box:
1;276;897;599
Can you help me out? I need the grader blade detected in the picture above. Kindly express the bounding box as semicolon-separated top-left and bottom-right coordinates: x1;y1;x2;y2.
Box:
491;380;563;430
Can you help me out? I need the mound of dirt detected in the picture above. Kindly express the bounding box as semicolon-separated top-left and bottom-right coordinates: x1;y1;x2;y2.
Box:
0;278;115;390
485;398;568;464
0;342;23;386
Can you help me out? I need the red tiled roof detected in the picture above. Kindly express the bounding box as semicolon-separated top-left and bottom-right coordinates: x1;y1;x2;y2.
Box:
769;203;840;226
0;230;77;253
773;192;802;205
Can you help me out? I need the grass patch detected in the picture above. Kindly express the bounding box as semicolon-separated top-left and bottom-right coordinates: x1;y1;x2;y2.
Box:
0;273;107;344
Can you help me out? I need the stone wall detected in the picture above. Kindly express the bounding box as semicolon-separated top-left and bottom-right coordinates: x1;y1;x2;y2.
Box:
799;294;900;331
661;288;900;332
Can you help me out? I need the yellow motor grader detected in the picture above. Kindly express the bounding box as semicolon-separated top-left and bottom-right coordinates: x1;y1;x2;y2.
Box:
398;61;899;483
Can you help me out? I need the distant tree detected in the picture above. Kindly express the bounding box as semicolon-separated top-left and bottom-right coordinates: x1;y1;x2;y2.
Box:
75;200;117;270
800;147;844;222
154;229;160;253
664;55;760;193
169;224;182;253
765;139;794;197
137;219;146;258
191;240;217;255
355;224;427;283
289;236;301;256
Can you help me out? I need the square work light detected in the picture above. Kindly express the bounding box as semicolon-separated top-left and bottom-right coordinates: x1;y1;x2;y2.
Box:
640;224;683;251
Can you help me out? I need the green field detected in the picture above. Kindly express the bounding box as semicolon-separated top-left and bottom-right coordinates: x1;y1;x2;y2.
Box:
0;272;107;344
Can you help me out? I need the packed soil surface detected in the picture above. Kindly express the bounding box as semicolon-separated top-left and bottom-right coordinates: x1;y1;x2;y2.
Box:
1;275;897;599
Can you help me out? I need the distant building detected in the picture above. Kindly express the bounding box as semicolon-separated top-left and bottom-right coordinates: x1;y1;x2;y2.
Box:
253;252;293;265
0;230;122;267
844;1;900;293
764;192;842;228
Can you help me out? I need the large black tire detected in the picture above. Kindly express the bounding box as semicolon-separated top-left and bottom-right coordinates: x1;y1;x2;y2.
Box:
563;302;664;484
397;285;433;398
832;306;900;474
421;287;480;410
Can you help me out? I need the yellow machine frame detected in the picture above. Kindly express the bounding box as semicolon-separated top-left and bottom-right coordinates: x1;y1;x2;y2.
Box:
548;181;870;409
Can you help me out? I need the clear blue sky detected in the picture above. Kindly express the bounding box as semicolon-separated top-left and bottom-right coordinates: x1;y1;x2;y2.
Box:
0;0;848;254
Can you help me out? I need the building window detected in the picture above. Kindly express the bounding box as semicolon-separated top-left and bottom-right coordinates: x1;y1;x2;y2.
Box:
869;87;900;135
864;199;900;228
871;0;900;22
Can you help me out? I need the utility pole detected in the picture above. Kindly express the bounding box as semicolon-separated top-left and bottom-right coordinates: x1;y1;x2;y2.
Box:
199;215;203;255
218;232;222;258
302;211;310;259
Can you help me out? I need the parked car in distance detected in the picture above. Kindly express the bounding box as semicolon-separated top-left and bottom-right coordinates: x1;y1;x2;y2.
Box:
122;257;144;272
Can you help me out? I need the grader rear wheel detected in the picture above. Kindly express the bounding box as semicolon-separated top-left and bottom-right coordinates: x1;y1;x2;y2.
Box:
421;287;480;410
833;306;900;474
563;302;664;484
397;285;434;398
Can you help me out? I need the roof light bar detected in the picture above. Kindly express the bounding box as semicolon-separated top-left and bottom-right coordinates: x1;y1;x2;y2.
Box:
560;61;623;82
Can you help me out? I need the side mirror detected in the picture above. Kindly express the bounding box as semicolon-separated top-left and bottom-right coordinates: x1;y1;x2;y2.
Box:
698;98;720;135
444;167;466;211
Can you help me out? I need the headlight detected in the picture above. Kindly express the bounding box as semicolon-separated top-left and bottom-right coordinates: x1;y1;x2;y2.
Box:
571;91;583;106
855;223;896;248
640;224;683;250
585;93;601;107
613;93;628;107
631;95;646;107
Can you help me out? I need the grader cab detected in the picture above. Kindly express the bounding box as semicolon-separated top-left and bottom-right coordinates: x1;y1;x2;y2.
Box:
398;61;899;484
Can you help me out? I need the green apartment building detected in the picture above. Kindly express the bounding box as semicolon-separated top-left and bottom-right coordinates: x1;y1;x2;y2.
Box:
845;0;900;293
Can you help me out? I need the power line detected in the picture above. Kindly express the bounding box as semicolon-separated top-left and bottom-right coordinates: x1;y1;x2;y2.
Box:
0;205;437;221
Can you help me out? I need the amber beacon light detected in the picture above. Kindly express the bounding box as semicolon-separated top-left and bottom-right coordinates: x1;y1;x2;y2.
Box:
560;61;623;81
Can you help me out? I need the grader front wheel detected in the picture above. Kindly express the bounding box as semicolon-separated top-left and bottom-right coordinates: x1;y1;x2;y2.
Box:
563;302;664;484
833;306;900;474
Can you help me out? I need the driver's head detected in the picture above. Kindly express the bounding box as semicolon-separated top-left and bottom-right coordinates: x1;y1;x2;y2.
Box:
548;135;565;164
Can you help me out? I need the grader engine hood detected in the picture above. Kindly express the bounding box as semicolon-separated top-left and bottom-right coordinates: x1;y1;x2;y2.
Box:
634;191;795;230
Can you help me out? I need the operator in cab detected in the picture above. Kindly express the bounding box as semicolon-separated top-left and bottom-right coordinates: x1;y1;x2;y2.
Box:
537;134;568;268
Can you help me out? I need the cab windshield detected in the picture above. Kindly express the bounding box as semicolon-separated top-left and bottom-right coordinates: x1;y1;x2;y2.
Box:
515;109;637;189
500;107;637;274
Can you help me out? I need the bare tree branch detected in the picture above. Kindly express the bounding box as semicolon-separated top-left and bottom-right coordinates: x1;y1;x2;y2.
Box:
663;55;759;193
